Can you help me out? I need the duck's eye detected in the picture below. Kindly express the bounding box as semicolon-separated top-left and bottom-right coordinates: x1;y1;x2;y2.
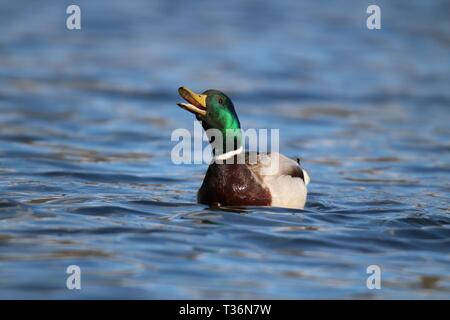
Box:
218;97;224;105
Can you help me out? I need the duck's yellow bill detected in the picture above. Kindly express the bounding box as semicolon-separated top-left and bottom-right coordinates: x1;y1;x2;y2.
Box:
177;87;207;117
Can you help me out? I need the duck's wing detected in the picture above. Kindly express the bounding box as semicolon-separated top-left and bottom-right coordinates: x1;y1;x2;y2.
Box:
246;152;310;209
246;152;308;182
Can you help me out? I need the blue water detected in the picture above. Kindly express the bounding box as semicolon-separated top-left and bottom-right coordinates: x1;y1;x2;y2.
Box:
0;0;449;299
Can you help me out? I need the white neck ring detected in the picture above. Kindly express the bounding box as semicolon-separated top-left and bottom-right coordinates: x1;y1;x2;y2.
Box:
214;146;244;161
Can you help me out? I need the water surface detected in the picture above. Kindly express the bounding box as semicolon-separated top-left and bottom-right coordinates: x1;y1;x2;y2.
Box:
0;0;449;299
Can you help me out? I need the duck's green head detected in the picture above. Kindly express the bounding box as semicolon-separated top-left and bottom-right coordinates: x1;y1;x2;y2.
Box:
177;86;240;131
177;86;242;153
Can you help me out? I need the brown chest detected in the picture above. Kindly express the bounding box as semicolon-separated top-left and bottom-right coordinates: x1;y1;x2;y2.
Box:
197;163;271;207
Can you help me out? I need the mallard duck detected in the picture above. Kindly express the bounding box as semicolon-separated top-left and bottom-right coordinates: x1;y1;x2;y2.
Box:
177;86;310;209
